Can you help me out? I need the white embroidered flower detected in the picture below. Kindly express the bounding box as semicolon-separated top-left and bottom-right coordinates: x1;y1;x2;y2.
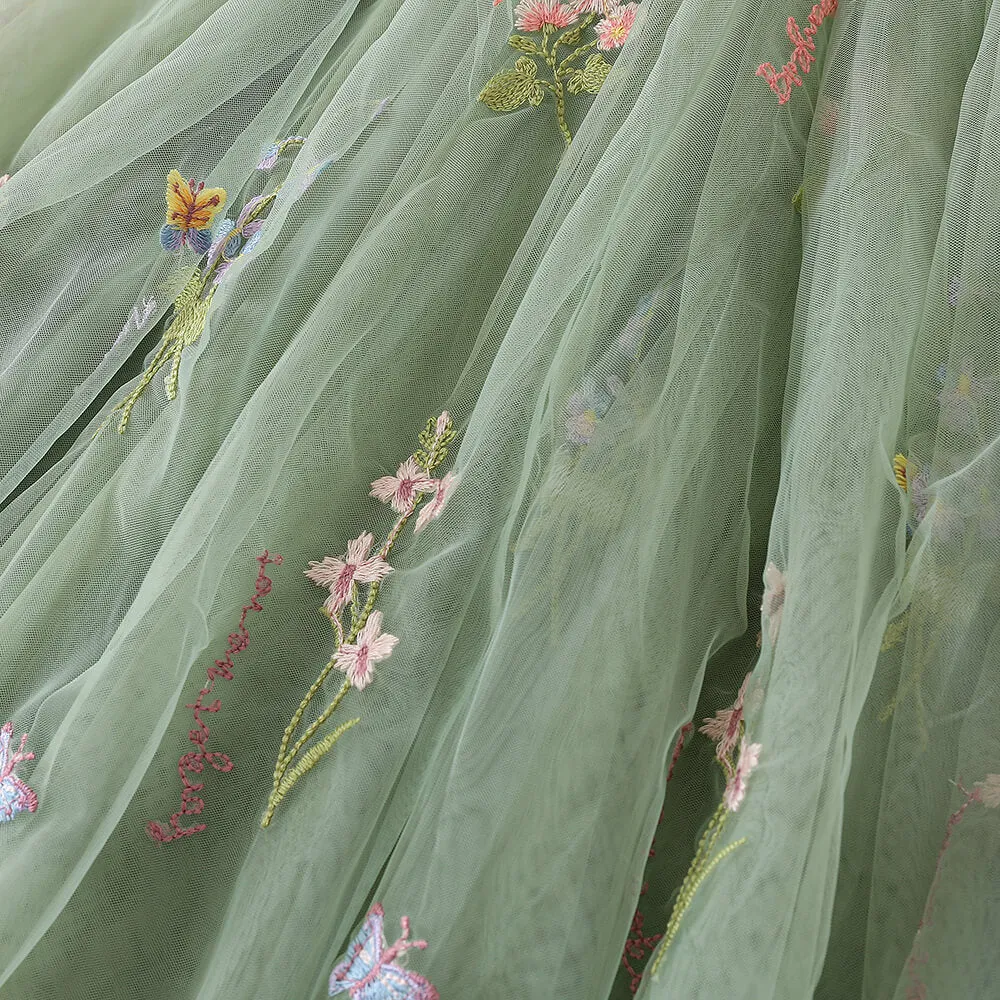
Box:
975;774;1000;809
761;561;786;646
414;473;459;534
370;457;436;513
305;532;392;613
699;672;751;763
723;737;761;812
335;610;399;690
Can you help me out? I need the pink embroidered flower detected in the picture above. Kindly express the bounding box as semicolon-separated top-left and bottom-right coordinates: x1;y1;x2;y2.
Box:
761;561;786;646
699;672;751;763
723;737;761;812
370;457;436;513
595;3;636;50
515;0;579;31
573;0;608;11
0;175;9;188
305;532;393;613
975;774;1000;808
414;472;459;534
335;610;400;690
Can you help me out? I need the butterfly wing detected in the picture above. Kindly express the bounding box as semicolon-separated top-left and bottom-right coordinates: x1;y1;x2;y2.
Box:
0;774;38;822
187;186;226;230
0;723;10;774
164;169;226;235
329;907;386;996
187;228;214;255
353;963;439;1000
164;170;195;225
160;225;186;250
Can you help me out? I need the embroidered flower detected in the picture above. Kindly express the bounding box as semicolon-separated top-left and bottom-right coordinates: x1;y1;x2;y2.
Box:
0;722;38;823
761;561;786;646
414;472;459;534
306;532;393;613
515;0;579;30
566;394;601;445
573;0;608;11
0;174;8;187
335;610;400;690
723;737;761;812
370;456;436;513
975;774;1000;809
699;672;751;763
595;3;636;50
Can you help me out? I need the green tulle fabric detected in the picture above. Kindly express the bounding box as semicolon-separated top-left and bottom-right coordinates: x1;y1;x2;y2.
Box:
1;0;999;996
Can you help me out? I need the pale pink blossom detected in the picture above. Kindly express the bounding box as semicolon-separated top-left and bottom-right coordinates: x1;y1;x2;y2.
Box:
305;532;393;614
573;0;608;11
0;175;9;188
595;3;636;50
370;457;435;513
335;610;399;690
414;472;459;534
975;774;1000;808
761;561;786;646
723;737;761;812
699;672;751;763
515;0;579;31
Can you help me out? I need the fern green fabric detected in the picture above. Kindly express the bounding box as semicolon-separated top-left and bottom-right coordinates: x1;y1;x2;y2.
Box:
1;0;998;997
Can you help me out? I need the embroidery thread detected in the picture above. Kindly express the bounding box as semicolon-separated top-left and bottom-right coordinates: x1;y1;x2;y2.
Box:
904;775;1000;999
0;722;38;823
648;677;760;979
112;298;158;350
160;171;227;253
478;0;638;145
100;147;306;435
147;551;282;843
756;0;838;105
329;903;439;999
261;413;459;828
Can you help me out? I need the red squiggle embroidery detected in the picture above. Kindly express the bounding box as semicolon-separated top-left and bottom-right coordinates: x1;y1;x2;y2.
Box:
147;551;282;843
756;0;838;105
621;720;694;992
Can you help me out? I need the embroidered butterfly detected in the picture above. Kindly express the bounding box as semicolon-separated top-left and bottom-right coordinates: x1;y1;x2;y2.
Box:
160;170;227;253
0;722;38;823
329;904;439;999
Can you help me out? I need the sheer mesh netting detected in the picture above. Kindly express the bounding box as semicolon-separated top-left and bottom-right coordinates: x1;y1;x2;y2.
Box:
0;0;998;996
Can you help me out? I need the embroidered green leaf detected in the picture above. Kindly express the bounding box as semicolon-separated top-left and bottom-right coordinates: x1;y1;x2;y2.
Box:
555;23;587;48
566;53;612;95
508;34;540;55
478;57;545;111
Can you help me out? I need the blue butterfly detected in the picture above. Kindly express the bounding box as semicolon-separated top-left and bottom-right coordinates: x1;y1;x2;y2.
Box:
0;722;38;823
329;904;439;1000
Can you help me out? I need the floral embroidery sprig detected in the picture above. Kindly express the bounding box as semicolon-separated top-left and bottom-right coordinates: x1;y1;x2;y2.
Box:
147;552;282;842
101;144;306;435
112;298;158;350
648;675;760;978
261;413;459;828
0;722;38;823
257;135;307;171
756;0;838;105
478;0;638;145
329;903;439;998
905;775;1000;999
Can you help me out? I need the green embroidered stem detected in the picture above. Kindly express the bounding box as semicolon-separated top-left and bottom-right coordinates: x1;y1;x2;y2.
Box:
557;38;598;75
275;678;352;782
261;716;361;827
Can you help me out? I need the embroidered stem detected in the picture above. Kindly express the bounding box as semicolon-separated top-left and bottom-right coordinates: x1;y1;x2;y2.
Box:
262;717;361;826
147;551;282;842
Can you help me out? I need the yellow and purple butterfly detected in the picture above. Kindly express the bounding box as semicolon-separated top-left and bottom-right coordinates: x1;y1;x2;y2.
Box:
160;170;227;253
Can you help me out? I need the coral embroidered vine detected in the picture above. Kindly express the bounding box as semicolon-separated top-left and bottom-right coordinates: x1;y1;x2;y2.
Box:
478;0;638;144
330;903;439;998
0;722;38;823
620;720;693;993
147;551;282;843
648;674;761;979
756;0;837;105
100;137;311;435
261;413;459;828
